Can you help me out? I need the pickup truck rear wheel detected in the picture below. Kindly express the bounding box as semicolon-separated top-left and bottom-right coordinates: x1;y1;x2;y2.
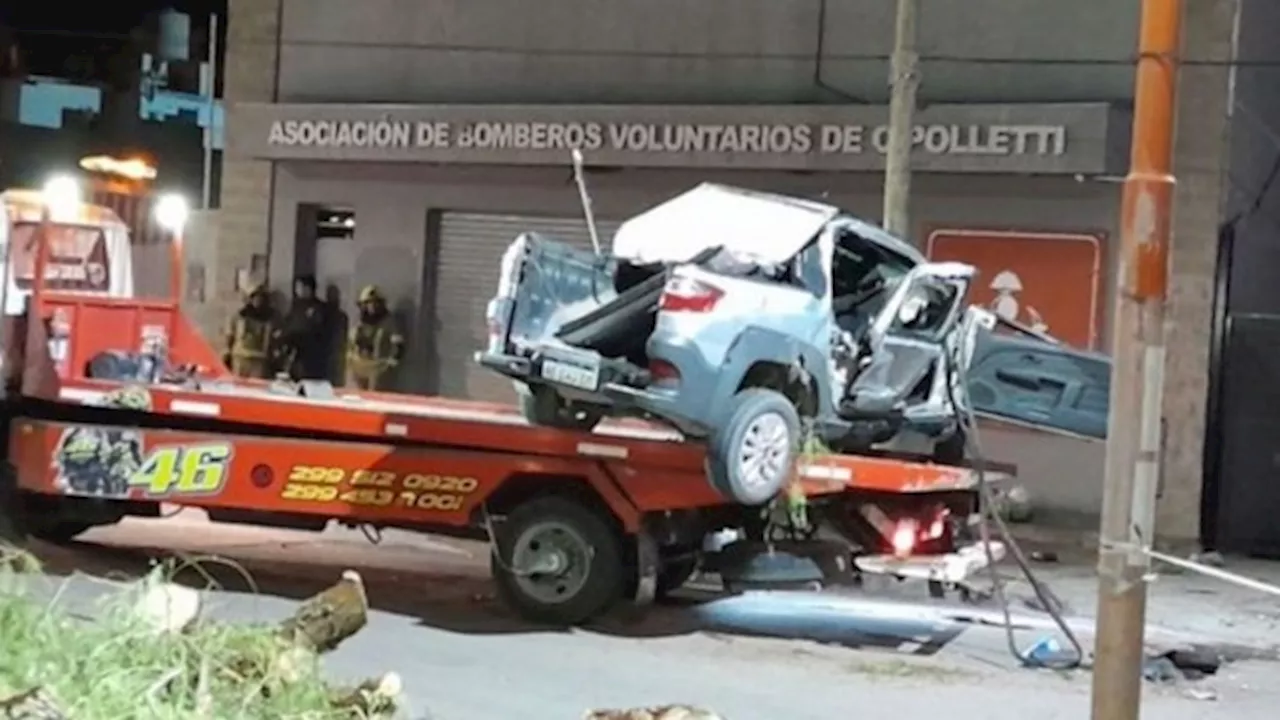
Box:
518;386;604;431
491;495;625;625
708;389;801;505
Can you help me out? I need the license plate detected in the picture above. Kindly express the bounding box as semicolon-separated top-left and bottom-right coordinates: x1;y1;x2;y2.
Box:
541;357;600;391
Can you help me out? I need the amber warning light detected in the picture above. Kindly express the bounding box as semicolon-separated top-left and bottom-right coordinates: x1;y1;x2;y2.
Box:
78;155;158;181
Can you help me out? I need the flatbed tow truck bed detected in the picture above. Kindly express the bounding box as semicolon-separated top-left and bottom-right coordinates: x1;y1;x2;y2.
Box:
0;255;1007;626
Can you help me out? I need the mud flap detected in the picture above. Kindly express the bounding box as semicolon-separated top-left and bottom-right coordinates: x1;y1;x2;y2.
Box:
0;463;27;544
631;528;659;607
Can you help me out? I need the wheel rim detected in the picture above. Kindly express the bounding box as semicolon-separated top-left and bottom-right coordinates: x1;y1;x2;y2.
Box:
511;519;592;605
735;411;792;494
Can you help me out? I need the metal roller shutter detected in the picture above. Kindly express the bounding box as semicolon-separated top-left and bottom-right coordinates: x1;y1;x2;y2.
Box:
434;212;622;403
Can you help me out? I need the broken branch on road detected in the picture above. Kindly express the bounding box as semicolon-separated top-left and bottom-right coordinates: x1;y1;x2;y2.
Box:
0;551;400;718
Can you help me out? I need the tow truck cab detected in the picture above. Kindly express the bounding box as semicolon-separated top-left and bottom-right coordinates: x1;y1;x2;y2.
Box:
1;189;136;316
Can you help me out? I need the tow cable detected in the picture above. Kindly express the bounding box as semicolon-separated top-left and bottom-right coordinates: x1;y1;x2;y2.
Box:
945;346;1088;671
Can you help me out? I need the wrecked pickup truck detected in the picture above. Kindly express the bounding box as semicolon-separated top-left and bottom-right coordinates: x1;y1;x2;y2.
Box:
476;184;1110;505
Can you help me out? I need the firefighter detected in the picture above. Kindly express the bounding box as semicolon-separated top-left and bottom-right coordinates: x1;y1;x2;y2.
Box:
273;275;329;380
346;285;404;391
223;284;275;378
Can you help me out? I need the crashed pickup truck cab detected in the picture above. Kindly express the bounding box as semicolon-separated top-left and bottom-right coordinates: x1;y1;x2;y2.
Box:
477;184;1110;505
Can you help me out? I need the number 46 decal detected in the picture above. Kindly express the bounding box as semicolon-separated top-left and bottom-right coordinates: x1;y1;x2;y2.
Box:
129;444;233;497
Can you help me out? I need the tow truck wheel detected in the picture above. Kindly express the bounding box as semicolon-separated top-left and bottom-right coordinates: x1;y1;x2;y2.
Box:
708;389;801;505
518;386;605;431
491;495;624;625
656;553;700;599
28;521;94;545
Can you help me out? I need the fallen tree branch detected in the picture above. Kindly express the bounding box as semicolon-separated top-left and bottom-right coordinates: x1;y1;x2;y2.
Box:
278;569;369;652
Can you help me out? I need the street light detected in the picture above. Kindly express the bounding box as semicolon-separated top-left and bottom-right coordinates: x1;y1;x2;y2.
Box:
41;175;81;223
153;193;190;302
154;193;190;233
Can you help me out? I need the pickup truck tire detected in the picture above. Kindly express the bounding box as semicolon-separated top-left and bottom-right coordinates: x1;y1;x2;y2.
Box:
708;389;801;505
490;495;625;625
518;386;604;431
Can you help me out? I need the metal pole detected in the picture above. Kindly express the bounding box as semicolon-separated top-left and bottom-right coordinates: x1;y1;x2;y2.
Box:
1091;1;1183;719
32;206;51;315
881;0;919;236
201;12;219;209
169;229;184;302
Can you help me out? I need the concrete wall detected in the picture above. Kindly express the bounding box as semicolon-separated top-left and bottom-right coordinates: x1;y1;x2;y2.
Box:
216;0;282;336
1152;0;1238;545
275;0;1139;105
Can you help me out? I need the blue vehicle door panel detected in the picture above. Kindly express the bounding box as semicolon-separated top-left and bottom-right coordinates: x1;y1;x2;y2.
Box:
965;329;1110;439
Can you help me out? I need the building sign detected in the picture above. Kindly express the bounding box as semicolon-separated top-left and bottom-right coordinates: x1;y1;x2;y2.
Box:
926;229;1104;349
229;103;1125;175
266;119;1067;158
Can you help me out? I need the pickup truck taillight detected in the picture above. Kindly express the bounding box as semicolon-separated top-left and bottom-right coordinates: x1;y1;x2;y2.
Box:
484;298;508;353
659;276;724;313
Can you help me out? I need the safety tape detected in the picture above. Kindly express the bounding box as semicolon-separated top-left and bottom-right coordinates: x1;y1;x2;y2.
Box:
1102;540;1280;599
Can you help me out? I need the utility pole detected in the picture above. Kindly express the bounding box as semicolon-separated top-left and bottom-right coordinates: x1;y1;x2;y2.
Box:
881;0;919;236
1091;1;1183;719
201;12;219;209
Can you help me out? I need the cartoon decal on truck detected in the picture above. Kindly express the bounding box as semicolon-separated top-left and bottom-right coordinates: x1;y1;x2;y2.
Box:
51;386;152;498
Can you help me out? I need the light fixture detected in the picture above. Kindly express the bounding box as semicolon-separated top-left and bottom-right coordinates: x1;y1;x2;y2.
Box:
41;175;82;222
79;155;158;181
153;193;190;233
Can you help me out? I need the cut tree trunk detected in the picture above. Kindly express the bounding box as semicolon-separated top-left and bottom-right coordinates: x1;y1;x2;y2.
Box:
278;569;369;652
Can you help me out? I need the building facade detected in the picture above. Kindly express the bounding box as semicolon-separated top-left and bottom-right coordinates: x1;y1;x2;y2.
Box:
212;0;1246;546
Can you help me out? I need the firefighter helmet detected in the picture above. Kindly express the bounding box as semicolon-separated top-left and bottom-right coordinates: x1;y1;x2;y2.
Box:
358;285;383;304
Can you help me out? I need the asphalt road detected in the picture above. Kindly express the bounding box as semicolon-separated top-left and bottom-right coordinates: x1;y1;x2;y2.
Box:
15;514;1280;720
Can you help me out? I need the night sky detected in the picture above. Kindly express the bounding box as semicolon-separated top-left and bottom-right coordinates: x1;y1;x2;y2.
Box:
2;2;224;33
2;1;225;84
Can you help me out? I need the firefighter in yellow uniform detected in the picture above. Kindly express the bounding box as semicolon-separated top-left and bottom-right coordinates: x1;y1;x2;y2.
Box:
346;285;405;390
223;284;275;378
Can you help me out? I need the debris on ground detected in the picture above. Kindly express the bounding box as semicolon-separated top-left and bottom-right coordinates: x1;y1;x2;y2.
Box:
991;485;1033;524
1189;551;1226;568
0;548;401;719
1143;646;1224;684
1183;687;1219;701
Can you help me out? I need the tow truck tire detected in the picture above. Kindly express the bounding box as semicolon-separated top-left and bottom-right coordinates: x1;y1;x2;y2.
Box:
708;389;801;505
656;554;700;599
28;521;94;544
0;464;25;544
491;495;625;626
518;386;605;431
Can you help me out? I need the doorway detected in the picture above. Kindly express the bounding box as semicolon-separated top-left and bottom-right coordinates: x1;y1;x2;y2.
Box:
296;204;356;384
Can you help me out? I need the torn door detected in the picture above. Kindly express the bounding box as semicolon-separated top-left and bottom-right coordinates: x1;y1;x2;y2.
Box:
964;317;1110;440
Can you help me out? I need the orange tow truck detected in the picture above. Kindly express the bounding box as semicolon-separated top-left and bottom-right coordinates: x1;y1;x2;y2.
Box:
0;190;1005;625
